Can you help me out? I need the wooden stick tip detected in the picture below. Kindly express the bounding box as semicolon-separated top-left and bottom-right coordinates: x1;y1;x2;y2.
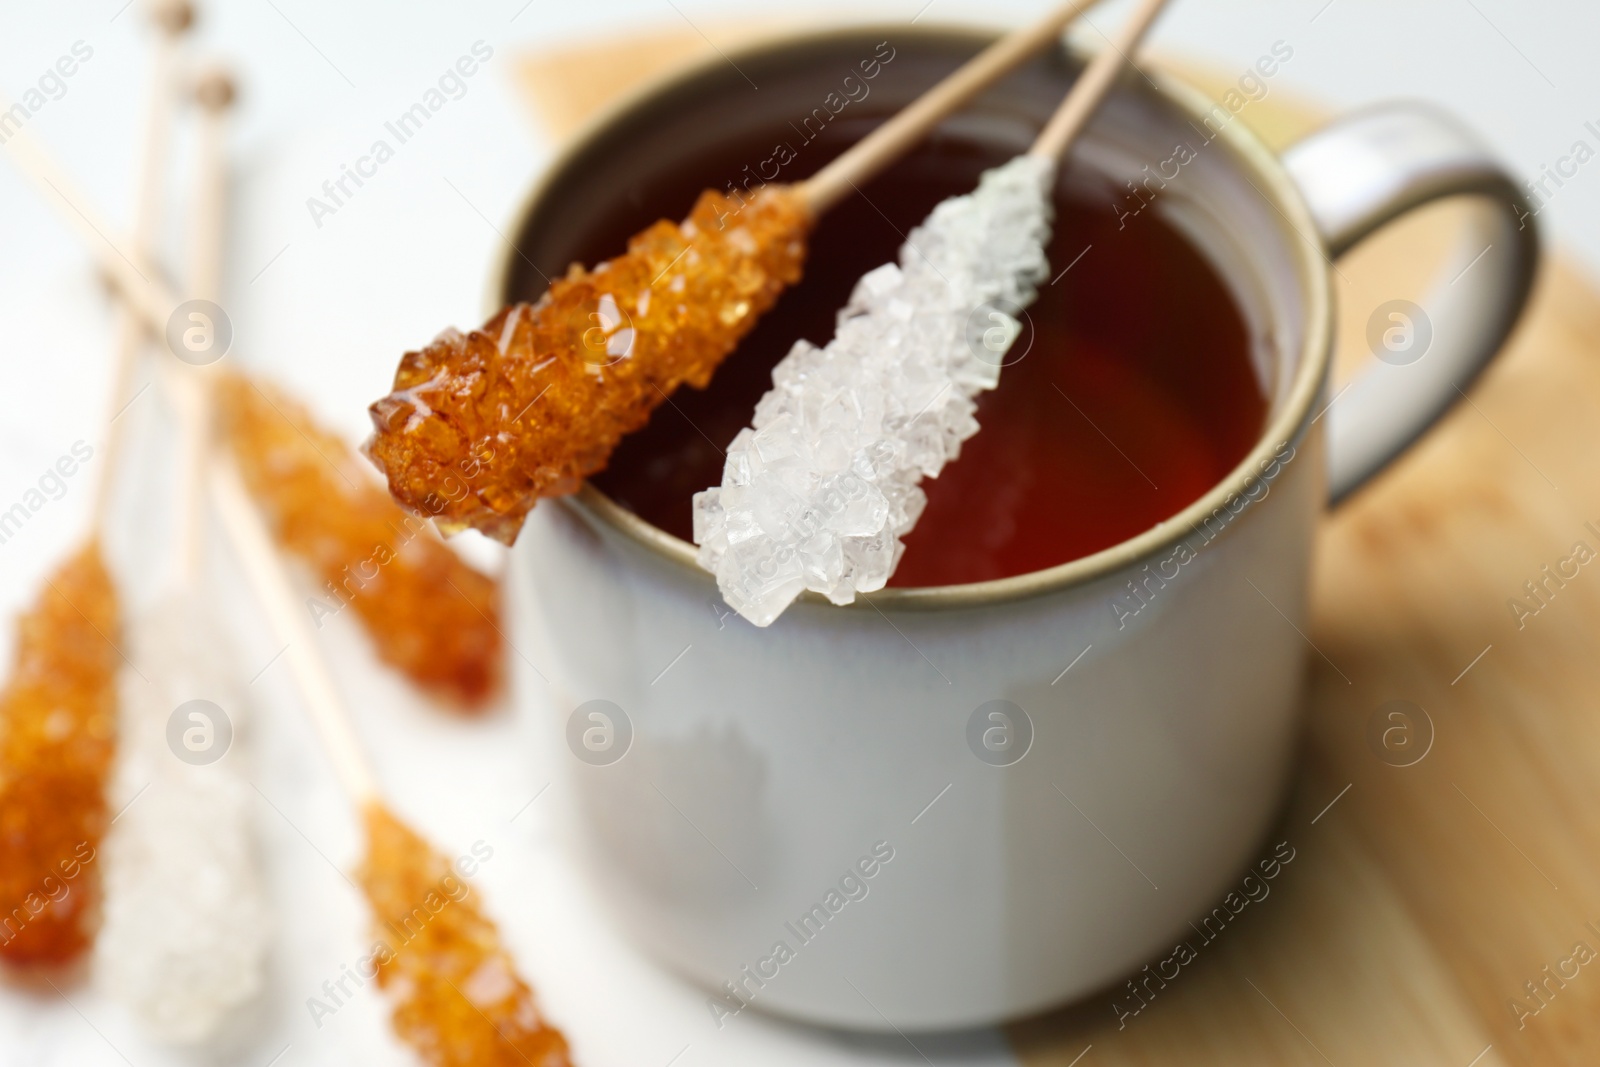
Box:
149;0;196;35
194;66;238;111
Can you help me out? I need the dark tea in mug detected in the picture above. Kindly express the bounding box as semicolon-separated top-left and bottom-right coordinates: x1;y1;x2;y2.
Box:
533;105;1266;586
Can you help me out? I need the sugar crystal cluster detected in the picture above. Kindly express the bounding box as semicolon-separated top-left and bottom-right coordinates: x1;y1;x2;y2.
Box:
0;542;119;966
365;185;811;545
98;595;268;1042
359;804;572;1067
694;156;1056;625
219;372;503;709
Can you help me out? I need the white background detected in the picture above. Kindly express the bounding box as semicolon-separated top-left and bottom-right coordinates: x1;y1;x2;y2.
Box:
0;1;1595;1064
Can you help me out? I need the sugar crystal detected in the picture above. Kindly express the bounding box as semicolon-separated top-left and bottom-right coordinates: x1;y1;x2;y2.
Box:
98;595;269;1043
694;157;1056;625
0;542;117;966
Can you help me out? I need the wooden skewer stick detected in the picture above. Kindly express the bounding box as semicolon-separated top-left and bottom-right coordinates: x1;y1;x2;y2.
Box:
181;80;380;802
186;69;236;305
1028;0;1170;162
90;0;195;533
209;458;379;804
798;0;1108;216
172;66;236;586
21;0;1114;326
0;120;184;338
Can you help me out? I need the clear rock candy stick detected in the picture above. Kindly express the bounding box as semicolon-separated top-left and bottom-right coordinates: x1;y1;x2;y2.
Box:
693;156;1056;625
97;594;269;1042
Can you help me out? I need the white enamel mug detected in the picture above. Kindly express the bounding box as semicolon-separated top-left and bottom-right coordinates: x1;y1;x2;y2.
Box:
500;26;1538;1031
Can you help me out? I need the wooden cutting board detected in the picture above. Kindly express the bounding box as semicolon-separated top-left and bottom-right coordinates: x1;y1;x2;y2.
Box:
516;25;1600;1067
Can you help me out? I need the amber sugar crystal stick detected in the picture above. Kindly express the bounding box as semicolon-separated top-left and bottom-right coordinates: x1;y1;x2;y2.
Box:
0;545;120;968
0;0;194;969
365;0;1107;544
210;461;572;1066
2;109;505;712
216;373;503;708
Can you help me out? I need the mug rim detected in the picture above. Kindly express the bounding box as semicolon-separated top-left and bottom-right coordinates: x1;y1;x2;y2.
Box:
494;21;1333;612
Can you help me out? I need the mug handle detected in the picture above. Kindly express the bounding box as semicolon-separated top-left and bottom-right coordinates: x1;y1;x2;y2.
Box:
1281;102;1540;504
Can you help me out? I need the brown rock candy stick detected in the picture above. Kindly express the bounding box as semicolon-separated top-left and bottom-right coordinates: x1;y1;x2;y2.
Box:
210;462;573;1064
0;0;195;969
0;544;119;966
358;804;572;1067
366;185;808;544
217;371;503;709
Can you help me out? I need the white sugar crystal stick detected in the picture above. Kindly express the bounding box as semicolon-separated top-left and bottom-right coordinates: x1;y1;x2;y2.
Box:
98;61;269;1042
696;0;1170;626
100;595;270;1042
